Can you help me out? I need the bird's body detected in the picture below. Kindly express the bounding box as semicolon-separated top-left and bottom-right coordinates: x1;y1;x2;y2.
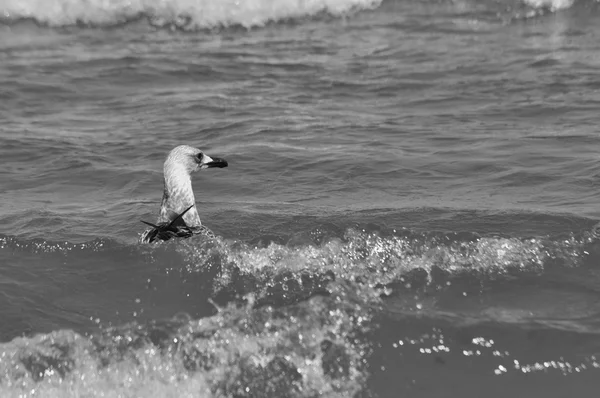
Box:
140;145;228;244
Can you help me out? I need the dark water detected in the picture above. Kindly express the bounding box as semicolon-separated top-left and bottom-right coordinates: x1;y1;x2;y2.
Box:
1;0;600;396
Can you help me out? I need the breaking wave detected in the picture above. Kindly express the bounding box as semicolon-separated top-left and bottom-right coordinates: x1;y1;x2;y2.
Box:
0;0;382;29
1;223;599;396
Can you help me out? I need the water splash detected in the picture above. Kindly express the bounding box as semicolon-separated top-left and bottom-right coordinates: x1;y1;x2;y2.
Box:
165;226;593;298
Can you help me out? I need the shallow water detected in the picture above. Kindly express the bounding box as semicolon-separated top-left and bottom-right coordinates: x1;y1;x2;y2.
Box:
1;0;600;396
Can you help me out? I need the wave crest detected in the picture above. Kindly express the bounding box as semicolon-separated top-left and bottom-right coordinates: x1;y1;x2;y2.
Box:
144;225;598;312
0;0;382;29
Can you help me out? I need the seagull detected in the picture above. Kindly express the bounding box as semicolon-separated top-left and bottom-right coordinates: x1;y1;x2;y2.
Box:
140;145;228;243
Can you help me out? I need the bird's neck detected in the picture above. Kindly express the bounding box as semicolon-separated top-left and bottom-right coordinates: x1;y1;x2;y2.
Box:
159;164;202;227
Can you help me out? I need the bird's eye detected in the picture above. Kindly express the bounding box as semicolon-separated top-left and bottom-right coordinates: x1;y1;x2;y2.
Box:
196;153;204;161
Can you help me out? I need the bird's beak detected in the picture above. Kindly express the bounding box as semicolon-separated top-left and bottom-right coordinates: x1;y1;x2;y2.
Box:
201;154;228;169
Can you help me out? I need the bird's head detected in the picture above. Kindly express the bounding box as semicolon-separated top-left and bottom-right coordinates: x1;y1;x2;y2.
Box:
164;145;228;175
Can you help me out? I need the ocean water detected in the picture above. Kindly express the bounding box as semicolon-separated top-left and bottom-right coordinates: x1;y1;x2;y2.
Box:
1;0;600;396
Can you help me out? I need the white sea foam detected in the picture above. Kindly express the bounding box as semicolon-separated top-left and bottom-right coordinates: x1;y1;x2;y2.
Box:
522;0;574;10
0;0;382;29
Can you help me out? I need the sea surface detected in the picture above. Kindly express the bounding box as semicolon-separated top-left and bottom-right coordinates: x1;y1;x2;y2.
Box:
1;0;600;396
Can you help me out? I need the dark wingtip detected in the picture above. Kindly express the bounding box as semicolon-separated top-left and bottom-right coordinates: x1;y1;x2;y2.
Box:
140;205;195;244
141;220;159;228
167;204;195;228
